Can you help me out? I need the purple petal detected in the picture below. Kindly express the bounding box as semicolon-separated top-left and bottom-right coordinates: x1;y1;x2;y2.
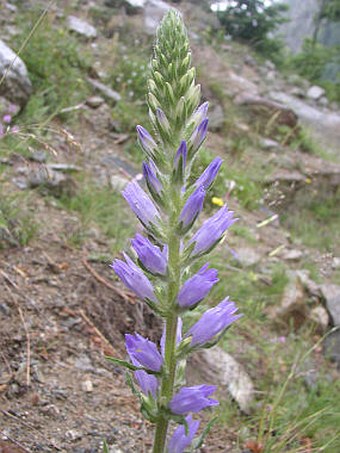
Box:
189;118;208;154
194;157;223;189
122;181;160;227
131;234;167;275
169;385;218;415
111;253;157;302
125;333;163;372
168;415;200;453
179;186;205;229
178;263;219;308
189;205;236;257
136;125;157;157
187;298;241;347
143;161;163;194
174;141;187;172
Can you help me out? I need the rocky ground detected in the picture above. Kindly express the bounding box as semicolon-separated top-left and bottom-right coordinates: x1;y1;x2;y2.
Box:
0;1;340;452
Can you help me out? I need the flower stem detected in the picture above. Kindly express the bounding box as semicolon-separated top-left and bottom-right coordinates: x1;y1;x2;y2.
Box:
153;190;181;452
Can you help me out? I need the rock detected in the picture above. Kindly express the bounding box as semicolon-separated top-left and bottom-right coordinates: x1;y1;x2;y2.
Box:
67;16;97;39
309;306;330;333
323;330;340;368
187;347;254;413
47;163;81;173
65;429;82;441
0;40;32;107
81;380;94;393
243;55;257;67
320;284;340;326
87;78;121;104
0;302;11;316
295;270;321;299
233;247;262;268
307;85;326;101
269;91;340;157
144;0;170;34
105;0;146;14
29;150;47;163
281;249;303;261
269;272;308;330
86;96;105;108
259;137;281;151
14;165;76;197
332;257;340;270
209;104;224;132
234;93;298;130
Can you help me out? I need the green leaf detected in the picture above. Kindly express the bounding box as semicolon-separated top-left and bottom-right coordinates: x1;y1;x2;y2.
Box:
191;415;219;450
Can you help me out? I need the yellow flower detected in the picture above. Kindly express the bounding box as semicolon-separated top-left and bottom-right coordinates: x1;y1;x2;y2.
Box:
211;196;224;207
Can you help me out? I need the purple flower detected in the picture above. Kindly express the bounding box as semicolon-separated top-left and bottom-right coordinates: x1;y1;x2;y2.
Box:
174;141;187;173
143;161;162;195
187;298;241;347
136;125;157;157
125;333;163;372
189;205;236;257
193;102;209;125
160;317;183;357
169;385;218;415
194;157;223;189
128;353;159;397
111;253;157;302
179;186;205;230
178;264;218;308
122;181;160;228
188;119;208;155
131;234;167;275
168;415;200;453
3;114;12;124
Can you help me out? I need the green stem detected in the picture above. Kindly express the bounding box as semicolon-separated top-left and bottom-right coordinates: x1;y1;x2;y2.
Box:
153;192;181;453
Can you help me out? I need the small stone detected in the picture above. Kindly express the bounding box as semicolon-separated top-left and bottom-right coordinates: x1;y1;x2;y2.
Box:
81;380;93;393
269;273;308;330
74;355;94;372
320;284;340;326
307;85;326;101
0;302;11;316
29;150;47;163
234;247;262;268
65;429;82;441
323;330;340;368
309;306;329;333
281;249;303;261
332;257;340;270
67;16;97;39
86;96;104;108
259;137;281;150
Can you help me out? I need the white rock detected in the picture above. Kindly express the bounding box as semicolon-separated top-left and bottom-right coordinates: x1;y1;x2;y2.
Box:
67;16;97;39
307;85;326;101
0;40;32;107
321;284;340;327
144;0;170;34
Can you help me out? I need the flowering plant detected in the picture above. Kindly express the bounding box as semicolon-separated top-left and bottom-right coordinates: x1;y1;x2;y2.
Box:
110;10;241;452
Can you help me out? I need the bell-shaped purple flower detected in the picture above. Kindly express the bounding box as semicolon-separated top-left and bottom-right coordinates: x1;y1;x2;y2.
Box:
156;108;170;134
179;186;205;231
111;253;157;302
131;234;167;275
194;157;223;190
177;264;219;308
143;161;163;195
168;415;200;453
189;205;236;257
122;181;160;228
160;317;183;357
169;385;218;415
187;298;241;347
125;333;163;372
136;125;158;157
128;353;159;397
192;102;209;125
174;141;187;172
188;118;208;155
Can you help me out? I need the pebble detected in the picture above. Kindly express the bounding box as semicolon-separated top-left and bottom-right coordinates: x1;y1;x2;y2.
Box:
81;380;94;393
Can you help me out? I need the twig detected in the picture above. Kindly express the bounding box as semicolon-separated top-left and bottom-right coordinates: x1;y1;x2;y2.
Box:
82;257;134;303
0;433;31;453
78;309;116;356
2;280;31;387
1;410;61;451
